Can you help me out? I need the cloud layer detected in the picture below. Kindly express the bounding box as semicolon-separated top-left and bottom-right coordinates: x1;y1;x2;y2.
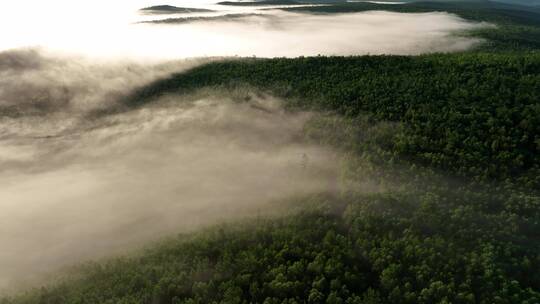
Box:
0;0;488;59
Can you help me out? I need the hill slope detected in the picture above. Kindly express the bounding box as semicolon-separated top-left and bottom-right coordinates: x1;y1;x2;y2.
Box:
2;2;540;304
4;52;540;304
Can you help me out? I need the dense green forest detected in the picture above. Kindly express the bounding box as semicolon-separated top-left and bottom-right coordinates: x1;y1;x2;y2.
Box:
129;54;540;190
3;1;540;304
6;83;539;303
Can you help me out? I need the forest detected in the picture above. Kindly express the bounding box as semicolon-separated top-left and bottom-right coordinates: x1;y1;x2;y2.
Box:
129;53;540;189
2;1;539;304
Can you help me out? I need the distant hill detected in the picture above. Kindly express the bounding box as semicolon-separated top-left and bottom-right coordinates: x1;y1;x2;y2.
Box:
218;0;301;6
142;13;261;24
404;0;489;3
219;0;540;7
140;5;214;14
407;0;540;8
489;0;540;6
404;0;540;7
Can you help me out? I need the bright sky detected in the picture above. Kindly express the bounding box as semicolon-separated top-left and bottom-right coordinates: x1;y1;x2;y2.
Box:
0;1;222;58
0;0;336;59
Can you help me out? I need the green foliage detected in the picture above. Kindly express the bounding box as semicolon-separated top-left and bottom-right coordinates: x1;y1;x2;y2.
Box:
128;53;540;189
3;105;538;304
4;3;540;303
3;188;538;303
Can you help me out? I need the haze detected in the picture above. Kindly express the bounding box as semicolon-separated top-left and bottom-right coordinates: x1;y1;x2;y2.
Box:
0;0;488;59
0;90;338;289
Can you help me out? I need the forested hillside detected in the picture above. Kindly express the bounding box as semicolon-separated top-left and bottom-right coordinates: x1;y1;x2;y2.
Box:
2;1;540;304
6;53;539;304
130;54;540;189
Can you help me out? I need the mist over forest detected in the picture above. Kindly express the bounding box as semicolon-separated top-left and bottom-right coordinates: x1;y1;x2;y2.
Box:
0;0;539;303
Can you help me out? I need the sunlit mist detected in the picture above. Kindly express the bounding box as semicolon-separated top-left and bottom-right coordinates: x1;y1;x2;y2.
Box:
0;0;488;59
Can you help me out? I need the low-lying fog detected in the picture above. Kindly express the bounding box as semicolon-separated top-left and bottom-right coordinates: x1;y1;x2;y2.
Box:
0;0;488;58
0;95;337;290
0;0;490;292
0;53;339;289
